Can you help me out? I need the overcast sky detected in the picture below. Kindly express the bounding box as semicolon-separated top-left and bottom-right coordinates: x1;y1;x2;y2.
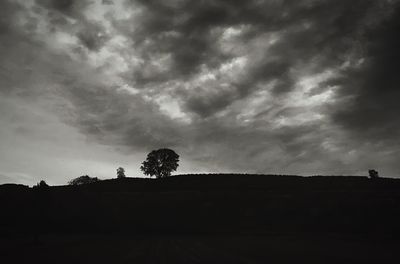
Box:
1;0;400;185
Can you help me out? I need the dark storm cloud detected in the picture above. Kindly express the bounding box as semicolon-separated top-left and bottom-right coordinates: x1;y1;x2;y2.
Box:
0;1;19;34
126;0;400;174
115;0;384;118
109;0;400;174
0;2;44;96
178;84;240;118
36;0;90;18
58;79;187;150
36;0;110;51
2;0;400;179
0;0;184;151
76;21;109;51
331;3;400;145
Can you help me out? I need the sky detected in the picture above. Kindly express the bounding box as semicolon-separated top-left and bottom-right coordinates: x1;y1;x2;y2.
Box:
1;0;400;185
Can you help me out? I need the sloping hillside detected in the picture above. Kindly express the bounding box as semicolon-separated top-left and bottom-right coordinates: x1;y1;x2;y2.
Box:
1;174;400;235
2;174;400;263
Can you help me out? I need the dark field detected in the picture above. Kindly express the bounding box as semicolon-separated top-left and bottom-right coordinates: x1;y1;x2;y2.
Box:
1;174;400;263
1;234;399;263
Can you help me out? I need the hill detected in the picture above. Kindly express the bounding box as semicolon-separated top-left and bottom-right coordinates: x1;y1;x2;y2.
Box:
1;174;400;263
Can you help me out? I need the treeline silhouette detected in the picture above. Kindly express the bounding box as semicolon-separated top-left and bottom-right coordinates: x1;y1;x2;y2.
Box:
1;174;400;236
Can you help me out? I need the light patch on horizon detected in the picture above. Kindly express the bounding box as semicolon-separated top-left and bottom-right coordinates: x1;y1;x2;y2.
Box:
0;96;141;185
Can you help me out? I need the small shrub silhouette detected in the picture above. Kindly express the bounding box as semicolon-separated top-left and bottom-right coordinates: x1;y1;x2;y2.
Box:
140;148;179;178
68;175;99;185
368;169;379;179
33;180;49;189
117;167;126;178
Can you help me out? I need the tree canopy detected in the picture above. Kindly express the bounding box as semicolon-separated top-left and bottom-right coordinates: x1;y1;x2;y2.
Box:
140;148;179;178
68;175;99;185
117;167;126;178
33;180;49;189
368;169;379;179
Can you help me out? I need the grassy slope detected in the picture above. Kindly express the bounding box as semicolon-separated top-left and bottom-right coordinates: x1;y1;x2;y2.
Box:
1;174;400;235
2;174;400;263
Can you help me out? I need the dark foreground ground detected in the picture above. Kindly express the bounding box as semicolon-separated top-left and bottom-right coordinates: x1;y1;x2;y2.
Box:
1;234;399;264
1;174;400;263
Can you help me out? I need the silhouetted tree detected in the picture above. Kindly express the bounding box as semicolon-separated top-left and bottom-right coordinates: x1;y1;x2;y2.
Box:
117;167;126;178
33;180;49;189
32;180;50;242
368;169;379;179
68;175;99;185
140;148;179;178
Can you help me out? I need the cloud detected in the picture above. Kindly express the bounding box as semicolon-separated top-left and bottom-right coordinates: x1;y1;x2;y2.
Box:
76;21;109;51
0;0;187;152
35;0;91;18
1;0;400;184
112;0;385;116
331;3;400;142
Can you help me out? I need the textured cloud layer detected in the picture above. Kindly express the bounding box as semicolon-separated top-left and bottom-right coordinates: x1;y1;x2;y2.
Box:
1;0;400;183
